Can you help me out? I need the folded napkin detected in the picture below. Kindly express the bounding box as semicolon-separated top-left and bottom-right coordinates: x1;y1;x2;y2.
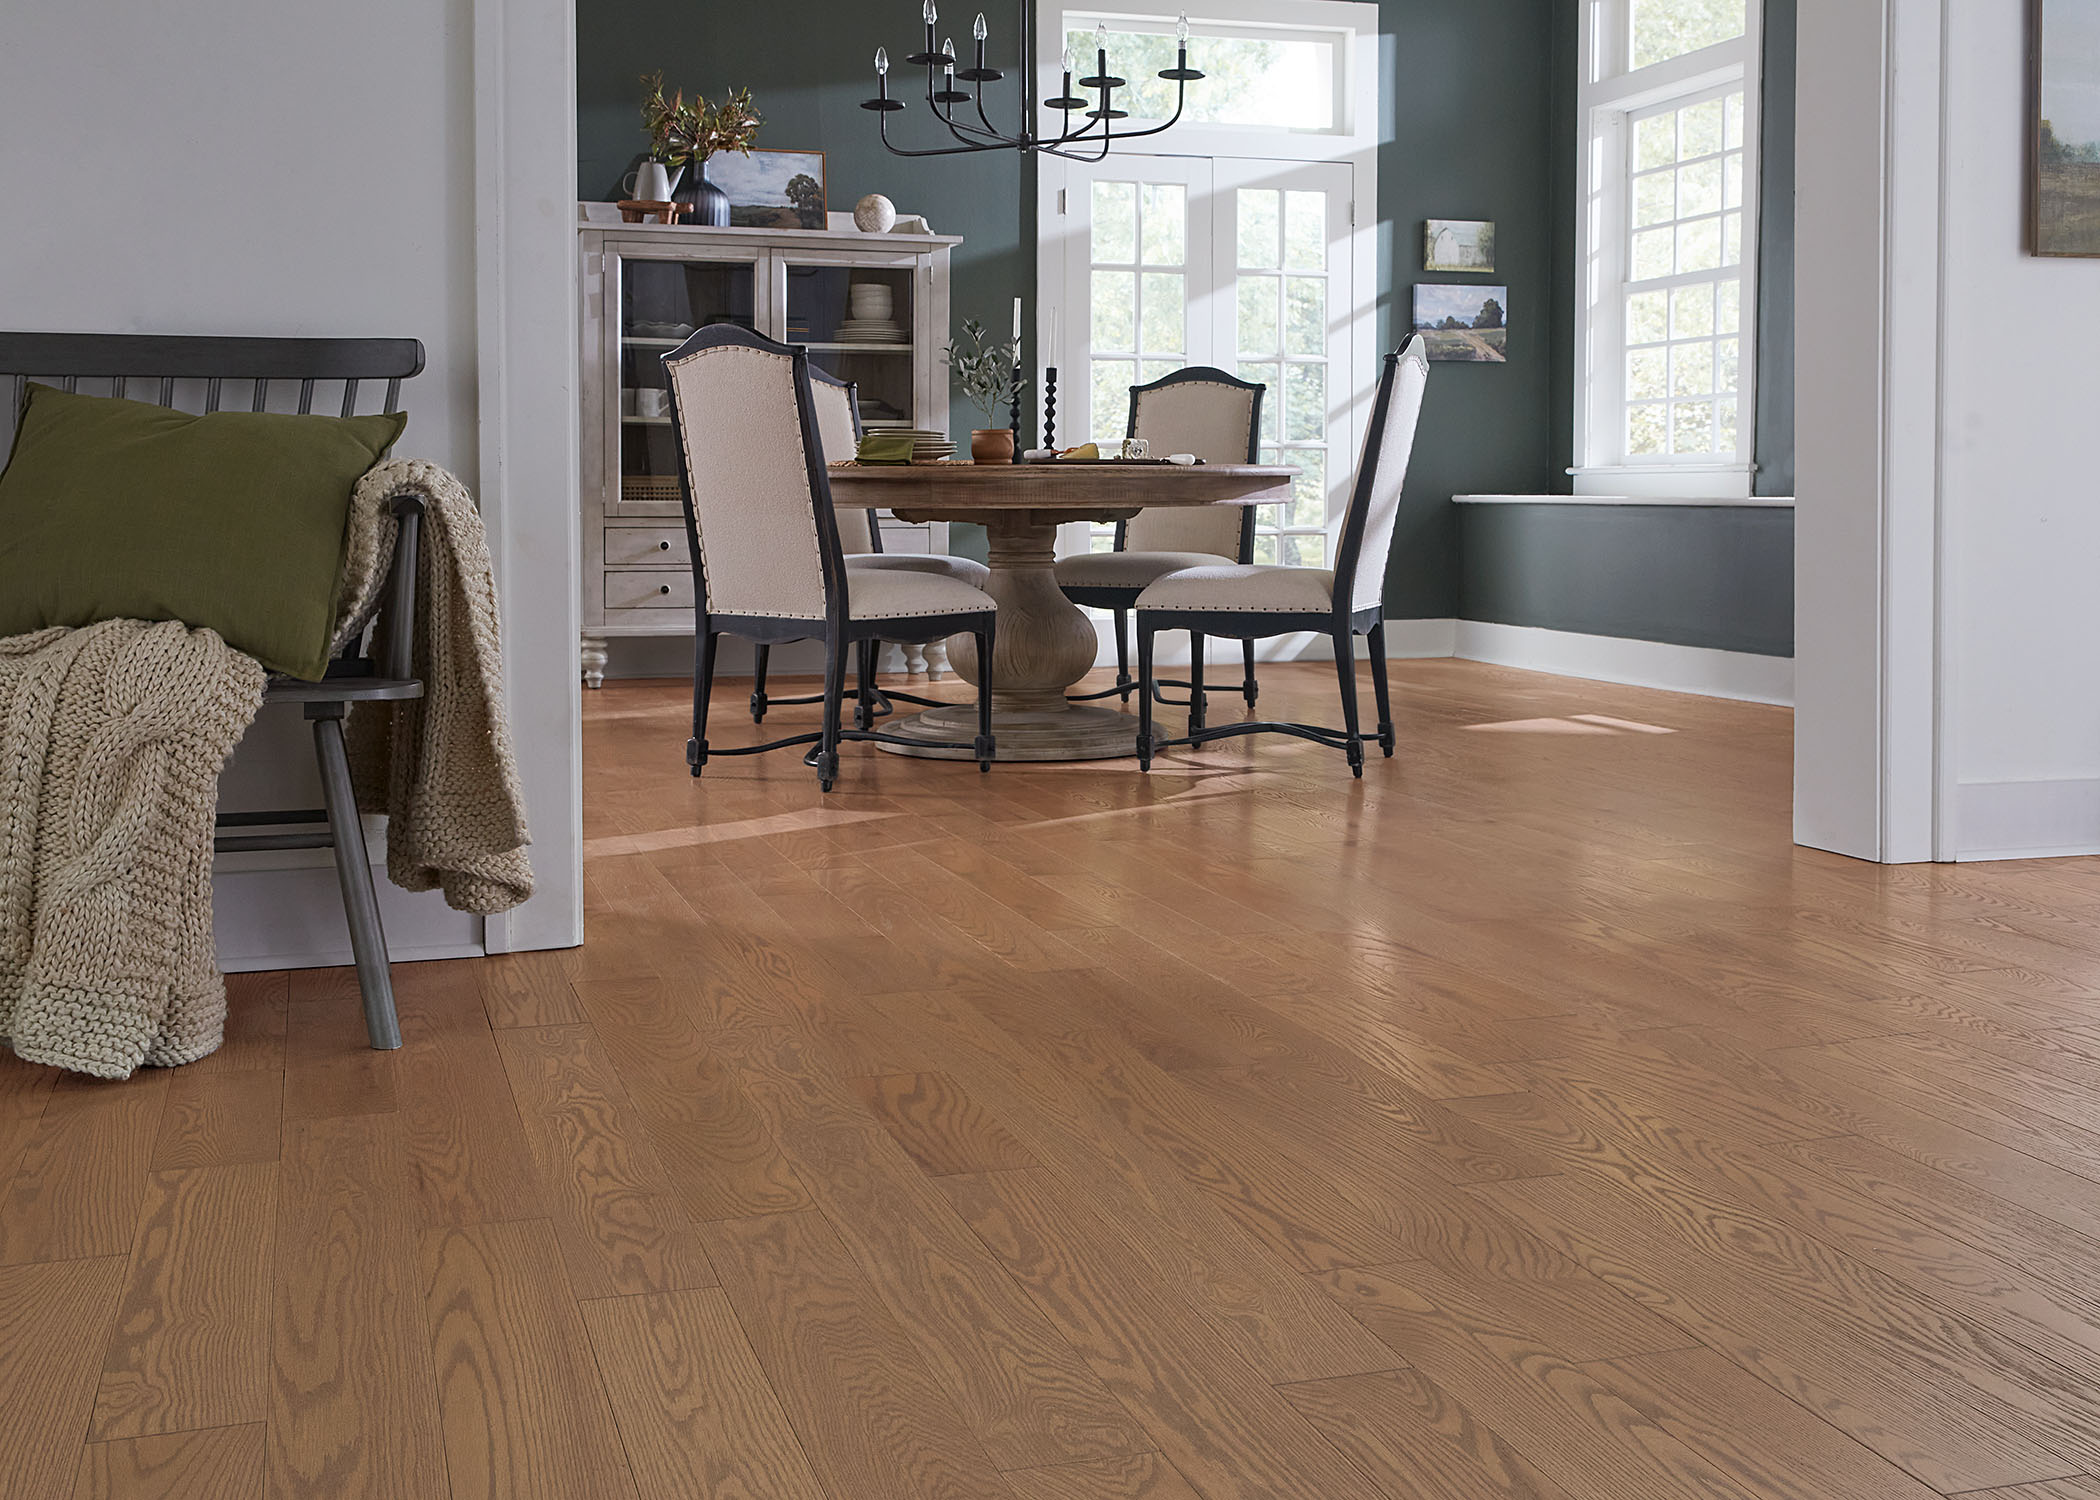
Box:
856;433;917;465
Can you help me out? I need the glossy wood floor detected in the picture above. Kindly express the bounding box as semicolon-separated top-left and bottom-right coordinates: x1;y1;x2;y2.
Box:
8;661;2100;1500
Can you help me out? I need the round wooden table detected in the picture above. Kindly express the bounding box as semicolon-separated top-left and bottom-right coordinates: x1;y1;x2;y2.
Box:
828;461;1295;761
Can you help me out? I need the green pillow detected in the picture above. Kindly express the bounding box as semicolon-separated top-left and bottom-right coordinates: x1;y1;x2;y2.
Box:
0;384;406;679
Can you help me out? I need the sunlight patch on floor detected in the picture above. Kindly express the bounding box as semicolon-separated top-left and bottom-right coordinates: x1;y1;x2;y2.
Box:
582;806;894;858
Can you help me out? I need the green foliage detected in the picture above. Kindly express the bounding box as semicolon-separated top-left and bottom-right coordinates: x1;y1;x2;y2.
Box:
640;73;762;166
945;319;1026;428
1630;0;1746;69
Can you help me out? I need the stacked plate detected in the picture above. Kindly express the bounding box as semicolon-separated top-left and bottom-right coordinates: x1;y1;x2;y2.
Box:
887;426;955;460
837;317;908;346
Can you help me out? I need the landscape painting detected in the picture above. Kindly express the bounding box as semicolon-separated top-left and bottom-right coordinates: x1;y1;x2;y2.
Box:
1425;219;1496;273
709;148;826;230
2035;0;2100;254
1413;283;1508;362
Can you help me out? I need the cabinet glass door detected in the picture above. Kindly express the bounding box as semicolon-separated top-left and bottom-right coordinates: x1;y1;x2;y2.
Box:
783;262;918;436
617;255;757;510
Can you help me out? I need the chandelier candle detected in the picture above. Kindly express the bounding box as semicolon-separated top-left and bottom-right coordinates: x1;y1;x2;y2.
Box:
862;1;1203;160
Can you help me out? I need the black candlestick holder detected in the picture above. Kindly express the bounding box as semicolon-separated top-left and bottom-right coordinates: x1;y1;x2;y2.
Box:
1043;366;1058;449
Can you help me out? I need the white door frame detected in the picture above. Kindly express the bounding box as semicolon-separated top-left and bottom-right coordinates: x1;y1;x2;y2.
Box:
473;0;585;951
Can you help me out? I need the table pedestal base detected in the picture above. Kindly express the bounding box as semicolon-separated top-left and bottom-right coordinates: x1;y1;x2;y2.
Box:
875;511;1141;763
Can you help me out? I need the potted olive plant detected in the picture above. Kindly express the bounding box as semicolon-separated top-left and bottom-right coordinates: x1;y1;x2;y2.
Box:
946;319;1025;463
640;73;762;227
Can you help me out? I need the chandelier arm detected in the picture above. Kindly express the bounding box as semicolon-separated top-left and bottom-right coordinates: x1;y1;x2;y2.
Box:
1102;77;1192;141
973;83;1019;143
937;96;1008;143
878;110;1028;157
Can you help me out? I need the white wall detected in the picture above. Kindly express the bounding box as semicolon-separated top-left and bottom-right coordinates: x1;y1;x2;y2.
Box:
1795;0;2100;862
0;0;584;961
1940;2;2100;857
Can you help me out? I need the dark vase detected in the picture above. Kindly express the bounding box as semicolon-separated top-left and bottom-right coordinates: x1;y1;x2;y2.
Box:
686;161;730;227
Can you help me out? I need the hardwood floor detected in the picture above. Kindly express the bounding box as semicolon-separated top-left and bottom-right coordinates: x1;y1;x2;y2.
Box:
6;659;2100;1498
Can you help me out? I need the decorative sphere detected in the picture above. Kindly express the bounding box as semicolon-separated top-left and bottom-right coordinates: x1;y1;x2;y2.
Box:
854;193;898;233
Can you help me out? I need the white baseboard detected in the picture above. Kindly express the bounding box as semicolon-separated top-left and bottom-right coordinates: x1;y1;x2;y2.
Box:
1449;621;1794;706
1954;778;2100;861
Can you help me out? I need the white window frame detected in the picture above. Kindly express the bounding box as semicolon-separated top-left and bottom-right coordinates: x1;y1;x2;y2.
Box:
1574;0;1763;499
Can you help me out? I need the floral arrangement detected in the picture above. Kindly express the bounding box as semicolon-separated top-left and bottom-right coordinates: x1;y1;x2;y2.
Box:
945;319;1026;429
640;73;762;166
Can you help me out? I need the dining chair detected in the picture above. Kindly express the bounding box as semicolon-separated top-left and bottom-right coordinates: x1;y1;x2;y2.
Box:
749;366;991;727
1135;338;1429;779
0;331;428;1052
1055;366;1264;708
665;325;997;791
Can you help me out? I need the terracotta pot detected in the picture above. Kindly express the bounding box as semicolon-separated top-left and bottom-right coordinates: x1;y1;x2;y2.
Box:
971;428;1016;464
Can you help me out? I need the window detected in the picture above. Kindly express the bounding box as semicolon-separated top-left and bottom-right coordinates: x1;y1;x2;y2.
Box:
1576;0;1761;497
1063;19;1340;132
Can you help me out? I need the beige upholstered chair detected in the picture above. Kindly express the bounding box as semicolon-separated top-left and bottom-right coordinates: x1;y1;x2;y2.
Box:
1054;367;1264;707
1135;339;1429;778
664;326;998;790
751;368;991;727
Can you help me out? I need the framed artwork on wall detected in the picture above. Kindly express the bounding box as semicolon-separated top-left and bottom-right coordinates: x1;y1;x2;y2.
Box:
707;149;827;230
2032;0;2100;255
1424;219;1496;273
1413;284;1508;362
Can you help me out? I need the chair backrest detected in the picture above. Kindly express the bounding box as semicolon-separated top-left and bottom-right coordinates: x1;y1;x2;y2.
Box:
1123;367;1263;559
1332;338;1430;617
663;325;842;623
805;365;881;554
0;331;426;679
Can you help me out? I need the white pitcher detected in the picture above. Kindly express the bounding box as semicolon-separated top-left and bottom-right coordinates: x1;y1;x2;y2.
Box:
623;161;685;202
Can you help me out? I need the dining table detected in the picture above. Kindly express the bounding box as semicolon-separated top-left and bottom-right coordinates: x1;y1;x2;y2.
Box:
827;459;1296;761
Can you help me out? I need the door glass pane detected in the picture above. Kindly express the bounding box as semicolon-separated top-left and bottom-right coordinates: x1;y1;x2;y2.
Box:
1284;363;1325;443
1092;270;1136;351
1630;0;1746;70
1092;360;1135;441
1092;181;1138;262
1141;272;1185;355
1284;278;1325;356
1238;189;1281;268
1287;451;1326;527
1238;363;1281;443
1284;191;1325;271
1237;278;1279;355
1142;183;1186;265
1141;358;1182;386
786;265;916;429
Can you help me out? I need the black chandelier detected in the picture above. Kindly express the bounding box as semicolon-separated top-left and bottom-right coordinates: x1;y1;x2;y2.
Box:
861;2;1203;160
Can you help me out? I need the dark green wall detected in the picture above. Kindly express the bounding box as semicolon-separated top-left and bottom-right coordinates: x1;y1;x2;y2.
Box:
1373;0;1560;619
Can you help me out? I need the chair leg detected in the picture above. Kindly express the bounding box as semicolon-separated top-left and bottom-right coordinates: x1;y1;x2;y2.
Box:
1137;622;1157;771
311;707;401;1050
855;640;878;732
1368;620;1395;757
1114;608;1133;703
974;620;997;771
750;644;772;723
817;640;847;792
690;630;717;777
1242;638;1259;708
1333;629;1365;778
1187;632;1207;747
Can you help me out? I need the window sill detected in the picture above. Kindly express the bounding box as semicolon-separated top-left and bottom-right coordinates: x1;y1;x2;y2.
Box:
1454;493;1795;508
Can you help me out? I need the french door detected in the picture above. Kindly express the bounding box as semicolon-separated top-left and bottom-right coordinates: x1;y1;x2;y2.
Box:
1044;154;1359;569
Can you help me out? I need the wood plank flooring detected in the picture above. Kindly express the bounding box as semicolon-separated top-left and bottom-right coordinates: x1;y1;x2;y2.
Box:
6;660;2100;1497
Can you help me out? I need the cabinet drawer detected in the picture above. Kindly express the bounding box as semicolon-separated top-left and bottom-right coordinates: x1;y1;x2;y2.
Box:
605;526;687;566
606;570;695;610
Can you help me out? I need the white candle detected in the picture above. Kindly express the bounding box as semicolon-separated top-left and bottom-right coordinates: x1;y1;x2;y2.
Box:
1012;296;1022;341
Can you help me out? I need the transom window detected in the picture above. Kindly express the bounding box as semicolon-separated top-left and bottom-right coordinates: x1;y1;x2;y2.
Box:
1063;15;1343;133
1576;0;1761;498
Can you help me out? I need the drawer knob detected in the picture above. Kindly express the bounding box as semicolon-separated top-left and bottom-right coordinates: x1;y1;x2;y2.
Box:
659;540;671;551
659;585;671;596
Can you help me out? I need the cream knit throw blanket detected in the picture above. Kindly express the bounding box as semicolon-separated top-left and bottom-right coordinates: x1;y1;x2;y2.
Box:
0;459;531;1078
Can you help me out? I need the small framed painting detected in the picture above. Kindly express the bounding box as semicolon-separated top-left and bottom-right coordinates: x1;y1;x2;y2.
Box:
1424;219;1496;273
708;149;827;230
1413;284;1508;362
2033;0;2100;254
